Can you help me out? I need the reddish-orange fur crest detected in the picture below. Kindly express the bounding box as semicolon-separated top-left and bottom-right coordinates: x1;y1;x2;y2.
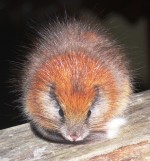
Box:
28;52;119;124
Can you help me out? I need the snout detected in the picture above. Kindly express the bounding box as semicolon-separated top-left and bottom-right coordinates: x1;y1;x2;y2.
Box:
60;124;89;142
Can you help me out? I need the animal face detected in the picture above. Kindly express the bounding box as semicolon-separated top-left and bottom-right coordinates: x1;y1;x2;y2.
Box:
25;53;113;142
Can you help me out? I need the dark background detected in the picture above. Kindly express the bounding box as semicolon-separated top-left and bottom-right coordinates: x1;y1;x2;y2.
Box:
0;0;150;130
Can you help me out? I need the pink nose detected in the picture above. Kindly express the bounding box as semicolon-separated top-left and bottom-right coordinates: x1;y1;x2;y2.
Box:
69;133;80;141
70;135;78;141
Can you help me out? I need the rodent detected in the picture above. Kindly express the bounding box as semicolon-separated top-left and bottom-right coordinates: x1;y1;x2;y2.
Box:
21;18;132;143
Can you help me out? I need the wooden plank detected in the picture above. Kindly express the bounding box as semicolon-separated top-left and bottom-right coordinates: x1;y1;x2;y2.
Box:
0;90;150;161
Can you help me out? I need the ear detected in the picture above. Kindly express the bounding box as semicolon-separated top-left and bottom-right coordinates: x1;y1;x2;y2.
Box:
106;117;127;139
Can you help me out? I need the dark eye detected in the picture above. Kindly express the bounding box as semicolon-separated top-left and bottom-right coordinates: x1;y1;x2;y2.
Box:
87;110;91;118
59;109;64;117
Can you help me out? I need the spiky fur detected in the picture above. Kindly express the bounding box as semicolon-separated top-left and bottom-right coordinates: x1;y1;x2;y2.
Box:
22;19;132;143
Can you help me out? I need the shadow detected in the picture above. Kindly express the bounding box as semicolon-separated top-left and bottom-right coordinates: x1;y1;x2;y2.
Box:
30;122;87;145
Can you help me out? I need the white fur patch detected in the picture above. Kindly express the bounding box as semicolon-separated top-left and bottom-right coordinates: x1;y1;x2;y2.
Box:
40;91;59;119
106;117;127;139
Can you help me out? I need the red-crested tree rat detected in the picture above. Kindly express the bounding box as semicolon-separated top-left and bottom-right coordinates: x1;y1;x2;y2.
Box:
21;19;132;143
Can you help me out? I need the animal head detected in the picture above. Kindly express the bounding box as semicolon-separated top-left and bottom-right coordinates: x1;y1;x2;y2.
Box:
24;52;123;142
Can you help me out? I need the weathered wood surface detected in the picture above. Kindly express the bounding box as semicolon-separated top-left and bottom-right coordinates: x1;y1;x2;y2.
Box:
0;90;150;161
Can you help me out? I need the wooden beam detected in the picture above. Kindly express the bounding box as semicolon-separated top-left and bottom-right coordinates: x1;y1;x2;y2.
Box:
0;91;150;161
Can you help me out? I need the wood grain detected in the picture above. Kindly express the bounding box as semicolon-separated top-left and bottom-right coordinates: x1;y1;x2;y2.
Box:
0;90;150;161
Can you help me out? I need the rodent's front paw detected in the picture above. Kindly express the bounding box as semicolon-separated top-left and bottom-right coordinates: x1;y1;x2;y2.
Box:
106;117;127;139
